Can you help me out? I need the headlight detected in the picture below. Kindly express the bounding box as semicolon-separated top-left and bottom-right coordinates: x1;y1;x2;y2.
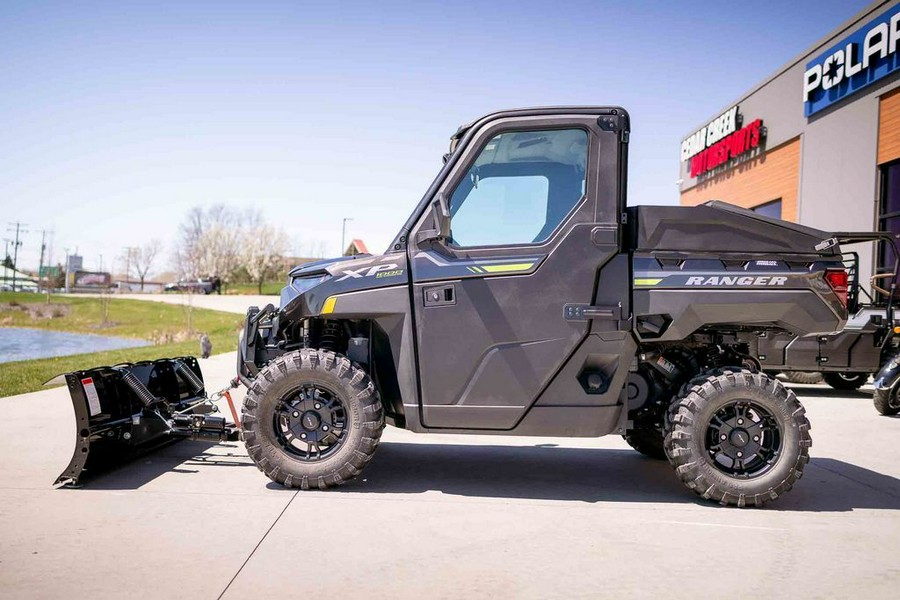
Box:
291;274;329;295
280;274;330;308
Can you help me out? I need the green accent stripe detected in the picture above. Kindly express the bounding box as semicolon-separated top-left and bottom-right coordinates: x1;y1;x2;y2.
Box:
480;262;534;274
634;278;663;286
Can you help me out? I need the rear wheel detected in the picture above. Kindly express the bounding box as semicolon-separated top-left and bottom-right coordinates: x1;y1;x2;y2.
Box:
664;369;811;507
242;349;384;489
823;372;869;391
782;371;823;385
873;387;900;416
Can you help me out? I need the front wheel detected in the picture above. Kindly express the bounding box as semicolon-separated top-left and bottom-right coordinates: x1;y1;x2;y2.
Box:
242;349;384;489
664;369;811;507
873;387;900;416
823;372;869;391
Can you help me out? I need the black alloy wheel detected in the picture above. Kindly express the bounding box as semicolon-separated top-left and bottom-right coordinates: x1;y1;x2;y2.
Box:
705;401;782;478
665;368;810;507
274;384;348;461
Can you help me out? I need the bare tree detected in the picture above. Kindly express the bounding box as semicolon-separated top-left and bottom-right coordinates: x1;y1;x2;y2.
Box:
175;204;253;284
243;224;290;294
133;240;161;291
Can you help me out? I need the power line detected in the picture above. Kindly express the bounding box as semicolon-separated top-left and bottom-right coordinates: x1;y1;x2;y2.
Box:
6;222;28;292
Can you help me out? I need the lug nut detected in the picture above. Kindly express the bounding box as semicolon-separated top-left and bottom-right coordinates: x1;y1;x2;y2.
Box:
292;411;300;418
737;419;744;425
322;425;329;431
123;432;131;440
737;452;743;458
300;433;307;439
315;403;321;409
753;436;759;442
720;434;727;440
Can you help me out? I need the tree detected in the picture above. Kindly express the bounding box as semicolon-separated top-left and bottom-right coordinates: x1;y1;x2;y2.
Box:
2;255;12;269
174;204;251;283
243;224;290;293
132;240;161;291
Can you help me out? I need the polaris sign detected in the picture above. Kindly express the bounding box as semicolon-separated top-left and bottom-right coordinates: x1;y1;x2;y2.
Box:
804;6;900;117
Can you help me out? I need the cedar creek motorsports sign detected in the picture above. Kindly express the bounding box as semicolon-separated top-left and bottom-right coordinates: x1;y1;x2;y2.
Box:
680;106;765;178
804;5;900;117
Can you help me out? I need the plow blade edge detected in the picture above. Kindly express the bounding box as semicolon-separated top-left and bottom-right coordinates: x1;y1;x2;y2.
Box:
53;356;219;486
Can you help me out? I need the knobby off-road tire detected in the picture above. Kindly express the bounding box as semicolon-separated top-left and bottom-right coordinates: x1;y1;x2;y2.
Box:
781;371;824;385
242;349;384;489
623;428;666;460
823;372;869;391
664;369;811;507
873;387;900;416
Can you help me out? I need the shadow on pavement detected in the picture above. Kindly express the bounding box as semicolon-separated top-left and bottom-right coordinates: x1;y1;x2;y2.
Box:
787;385;872;399
339;443;900;512
61;440;255;491
60;440;900;512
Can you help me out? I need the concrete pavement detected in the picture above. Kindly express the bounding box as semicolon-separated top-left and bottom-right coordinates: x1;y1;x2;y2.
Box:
82;292;279;314
2;355;900;599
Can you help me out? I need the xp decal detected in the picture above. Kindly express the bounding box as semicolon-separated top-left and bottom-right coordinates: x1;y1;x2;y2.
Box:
335;263;402;281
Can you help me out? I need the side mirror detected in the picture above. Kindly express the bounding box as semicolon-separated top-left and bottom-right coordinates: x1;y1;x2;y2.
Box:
417;193;451;243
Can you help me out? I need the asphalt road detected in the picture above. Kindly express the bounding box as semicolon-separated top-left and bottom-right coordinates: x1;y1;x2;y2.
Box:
2;352;900;599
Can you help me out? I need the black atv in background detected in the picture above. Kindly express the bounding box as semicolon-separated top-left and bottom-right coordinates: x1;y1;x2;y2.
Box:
760;250;900;414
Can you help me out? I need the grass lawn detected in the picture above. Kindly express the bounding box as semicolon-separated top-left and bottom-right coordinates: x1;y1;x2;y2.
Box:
0;292;243;397
224;281;283;295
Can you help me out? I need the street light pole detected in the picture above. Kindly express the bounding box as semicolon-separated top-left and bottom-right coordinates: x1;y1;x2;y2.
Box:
341;218;353;256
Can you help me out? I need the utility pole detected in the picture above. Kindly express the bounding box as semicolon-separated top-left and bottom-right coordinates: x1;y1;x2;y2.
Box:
37;230;48;294
7;222;27;292
124;246;138;285
341;218;353;256
64;248;70;294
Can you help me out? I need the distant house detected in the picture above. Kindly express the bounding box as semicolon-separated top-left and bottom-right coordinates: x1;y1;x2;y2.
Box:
0;266;38;292
343;239;369;257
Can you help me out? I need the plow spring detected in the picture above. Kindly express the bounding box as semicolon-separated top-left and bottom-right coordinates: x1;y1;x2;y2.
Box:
50;357;240;487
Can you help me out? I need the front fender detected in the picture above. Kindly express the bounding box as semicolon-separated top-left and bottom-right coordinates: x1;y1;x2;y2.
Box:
873;353;900;391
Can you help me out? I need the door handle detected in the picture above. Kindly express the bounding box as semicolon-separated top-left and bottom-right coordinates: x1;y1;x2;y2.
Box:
424;285;455;307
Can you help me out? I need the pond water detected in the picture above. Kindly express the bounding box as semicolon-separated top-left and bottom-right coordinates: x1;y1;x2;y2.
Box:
0;327;149;364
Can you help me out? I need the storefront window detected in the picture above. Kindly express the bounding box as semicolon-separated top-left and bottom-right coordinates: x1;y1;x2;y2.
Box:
752;199;782;219
879;161;900;274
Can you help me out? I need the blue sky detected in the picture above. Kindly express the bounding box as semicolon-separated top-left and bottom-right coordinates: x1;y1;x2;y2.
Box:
0;0;870;273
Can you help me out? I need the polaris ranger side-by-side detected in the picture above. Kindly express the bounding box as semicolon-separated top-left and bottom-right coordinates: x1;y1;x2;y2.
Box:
56;107;899;507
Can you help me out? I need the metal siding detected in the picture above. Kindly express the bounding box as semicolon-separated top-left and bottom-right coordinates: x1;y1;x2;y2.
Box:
878;87;900;164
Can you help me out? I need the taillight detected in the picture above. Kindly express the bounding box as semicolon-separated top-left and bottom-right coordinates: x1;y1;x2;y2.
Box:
825;268;849;308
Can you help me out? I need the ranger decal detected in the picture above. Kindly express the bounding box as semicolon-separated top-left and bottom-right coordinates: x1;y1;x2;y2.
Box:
685;276;787;286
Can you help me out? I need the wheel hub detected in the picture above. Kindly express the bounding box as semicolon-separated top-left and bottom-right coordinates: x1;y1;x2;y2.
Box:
729;428;750;448
705;401;782;478
300;410;321;431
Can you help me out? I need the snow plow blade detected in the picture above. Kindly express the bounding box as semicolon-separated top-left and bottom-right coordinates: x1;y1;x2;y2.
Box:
52;357;237;486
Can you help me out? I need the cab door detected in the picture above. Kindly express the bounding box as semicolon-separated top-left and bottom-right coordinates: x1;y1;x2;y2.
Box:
409;112;627;429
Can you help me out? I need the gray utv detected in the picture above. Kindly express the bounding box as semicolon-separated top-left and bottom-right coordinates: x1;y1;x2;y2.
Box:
234;106;895;507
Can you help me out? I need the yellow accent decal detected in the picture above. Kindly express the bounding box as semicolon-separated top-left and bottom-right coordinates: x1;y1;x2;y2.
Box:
634;278;663;286
321;296;337;314
480;262;534;273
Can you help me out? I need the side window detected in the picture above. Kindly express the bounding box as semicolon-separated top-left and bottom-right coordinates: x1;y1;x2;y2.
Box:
448;128;588;247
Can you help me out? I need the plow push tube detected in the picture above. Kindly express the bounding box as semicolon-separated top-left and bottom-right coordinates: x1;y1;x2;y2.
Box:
53;357;236;487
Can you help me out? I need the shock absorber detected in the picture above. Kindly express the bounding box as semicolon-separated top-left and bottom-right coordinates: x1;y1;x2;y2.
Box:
319;320;346;352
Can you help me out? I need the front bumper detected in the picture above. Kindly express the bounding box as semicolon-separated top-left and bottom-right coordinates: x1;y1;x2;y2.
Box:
237;304;276;387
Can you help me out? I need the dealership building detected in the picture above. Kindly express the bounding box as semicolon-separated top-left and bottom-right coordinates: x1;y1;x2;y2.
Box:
679;0;900;287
